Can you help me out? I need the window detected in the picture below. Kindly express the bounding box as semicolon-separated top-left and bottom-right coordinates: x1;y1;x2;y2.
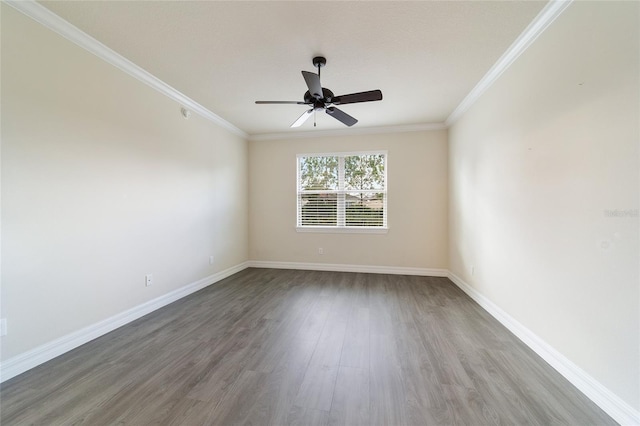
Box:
297;151;387;231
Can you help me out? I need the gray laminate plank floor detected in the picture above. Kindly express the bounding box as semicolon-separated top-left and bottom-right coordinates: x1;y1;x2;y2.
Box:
1;268;616;425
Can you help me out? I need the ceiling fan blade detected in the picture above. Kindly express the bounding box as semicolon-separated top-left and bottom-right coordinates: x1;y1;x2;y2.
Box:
255;101;309;104
333;90;383;105
302;71;323;99
326;107;358;127
291;109;314;128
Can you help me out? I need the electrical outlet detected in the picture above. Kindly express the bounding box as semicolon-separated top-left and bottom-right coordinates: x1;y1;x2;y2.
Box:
0;319;6;336
318;247;324;255
145;274;153;287
209;255;214;265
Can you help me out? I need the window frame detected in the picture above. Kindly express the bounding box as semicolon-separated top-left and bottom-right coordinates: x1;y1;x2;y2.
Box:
296;150;388;234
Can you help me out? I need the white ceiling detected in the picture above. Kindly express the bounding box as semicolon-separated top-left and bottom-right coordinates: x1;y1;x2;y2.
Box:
39;1;547;136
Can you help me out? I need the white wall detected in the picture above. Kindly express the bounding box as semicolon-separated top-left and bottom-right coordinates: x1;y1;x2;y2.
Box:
1;5;249;361
449;1;639;411
249;130;448;270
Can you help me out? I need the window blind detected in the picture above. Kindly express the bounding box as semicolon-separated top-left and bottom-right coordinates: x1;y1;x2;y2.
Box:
297;152;387;229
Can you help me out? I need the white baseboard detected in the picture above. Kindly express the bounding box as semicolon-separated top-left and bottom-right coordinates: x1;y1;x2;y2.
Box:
447;271;640;426
0;261;250;383
0;260;440;383
248;260;448;277
2;262;636;425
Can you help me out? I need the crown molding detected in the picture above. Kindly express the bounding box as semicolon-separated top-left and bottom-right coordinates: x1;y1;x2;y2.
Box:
4;0;248;139
445;0;573;126
6;0;572;138
249;122;447;141
251;0;572;141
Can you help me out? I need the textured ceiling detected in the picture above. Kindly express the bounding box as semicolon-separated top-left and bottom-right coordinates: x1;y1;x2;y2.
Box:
40;1;546;136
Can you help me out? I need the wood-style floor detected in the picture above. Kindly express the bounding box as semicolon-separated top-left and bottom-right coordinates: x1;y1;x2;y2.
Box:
1;268;616;425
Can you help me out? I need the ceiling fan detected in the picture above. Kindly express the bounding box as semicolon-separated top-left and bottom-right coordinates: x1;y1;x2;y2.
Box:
255;56;383;128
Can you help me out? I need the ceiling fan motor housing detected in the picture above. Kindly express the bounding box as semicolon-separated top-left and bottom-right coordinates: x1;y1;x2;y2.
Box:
303;88;334;106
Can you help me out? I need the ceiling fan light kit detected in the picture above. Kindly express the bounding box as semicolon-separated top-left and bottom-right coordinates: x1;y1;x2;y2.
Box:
255;56;383;128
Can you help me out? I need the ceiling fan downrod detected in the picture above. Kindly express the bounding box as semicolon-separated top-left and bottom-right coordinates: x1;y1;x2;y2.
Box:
312;56;326;79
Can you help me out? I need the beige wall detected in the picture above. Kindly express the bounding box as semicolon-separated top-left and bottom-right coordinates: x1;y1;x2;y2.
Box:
449;1;639;409
1;5;249;360
4;0;637;415
249;130;448;270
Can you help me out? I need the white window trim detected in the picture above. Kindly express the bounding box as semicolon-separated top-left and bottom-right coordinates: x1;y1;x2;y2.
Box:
296;226;389;234
296;151;388;233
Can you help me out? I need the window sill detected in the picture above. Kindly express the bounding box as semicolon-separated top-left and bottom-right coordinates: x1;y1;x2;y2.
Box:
296;226;389;234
